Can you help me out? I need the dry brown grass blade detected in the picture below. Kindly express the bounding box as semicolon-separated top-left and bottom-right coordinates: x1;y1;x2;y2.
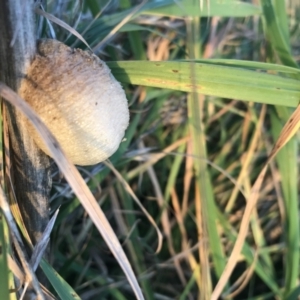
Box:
127;136;189;179
195;183;212;298
268;106;300;160
182;139;193;217
137;141;186;283
224;251;258;299
211;104;300;300
225;105;267;212
211;154;268;300
7;254;24;284
0;82;144;300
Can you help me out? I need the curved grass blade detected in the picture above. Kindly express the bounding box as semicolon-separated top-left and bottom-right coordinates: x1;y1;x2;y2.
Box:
35;7;91;51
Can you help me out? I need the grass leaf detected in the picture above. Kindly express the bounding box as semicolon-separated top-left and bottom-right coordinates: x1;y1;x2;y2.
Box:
109;61;300;107
144;0;261;17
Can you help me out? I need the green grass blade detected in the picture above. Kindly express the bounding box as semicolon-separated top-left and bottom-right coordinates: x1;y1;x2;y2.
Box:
261;0;300;296
270;108;299;297
40;259;81;300
187;59;300;76
200;171;226;279
261;0;298;68
69;0;175;48
163;143;186;203
120;0;147;60
0;214;10;300
188;90;225;291
144;0;261;17
108;61;300;107
116;184;154;300
179;267;198;300
273;0;290;46
85;0;100;17
286;285;300;300
187;18;226;296
0;100;10;300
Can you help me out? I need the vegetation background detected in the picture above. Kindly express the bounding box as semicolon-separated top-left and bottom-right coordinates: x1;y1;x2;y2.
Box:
1;0;300;299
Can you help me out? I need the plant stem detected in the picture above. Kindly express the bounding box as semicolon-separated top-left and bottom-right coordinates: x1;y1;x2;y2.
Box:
0;0;51;252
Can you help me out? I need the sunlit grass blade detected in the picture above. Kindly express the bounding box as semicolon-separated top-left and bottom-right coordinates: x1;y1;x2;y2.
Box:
108;61;300;107
144;0;261;17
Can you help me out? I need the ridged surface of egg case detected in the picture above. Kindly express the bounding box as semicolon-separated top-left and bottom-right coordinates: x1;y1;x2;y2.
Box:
20;39;129;166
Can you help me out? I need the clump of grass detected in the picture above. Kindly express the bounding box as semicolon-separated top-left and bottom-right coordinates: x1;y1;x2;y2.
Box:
1;0;300;299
